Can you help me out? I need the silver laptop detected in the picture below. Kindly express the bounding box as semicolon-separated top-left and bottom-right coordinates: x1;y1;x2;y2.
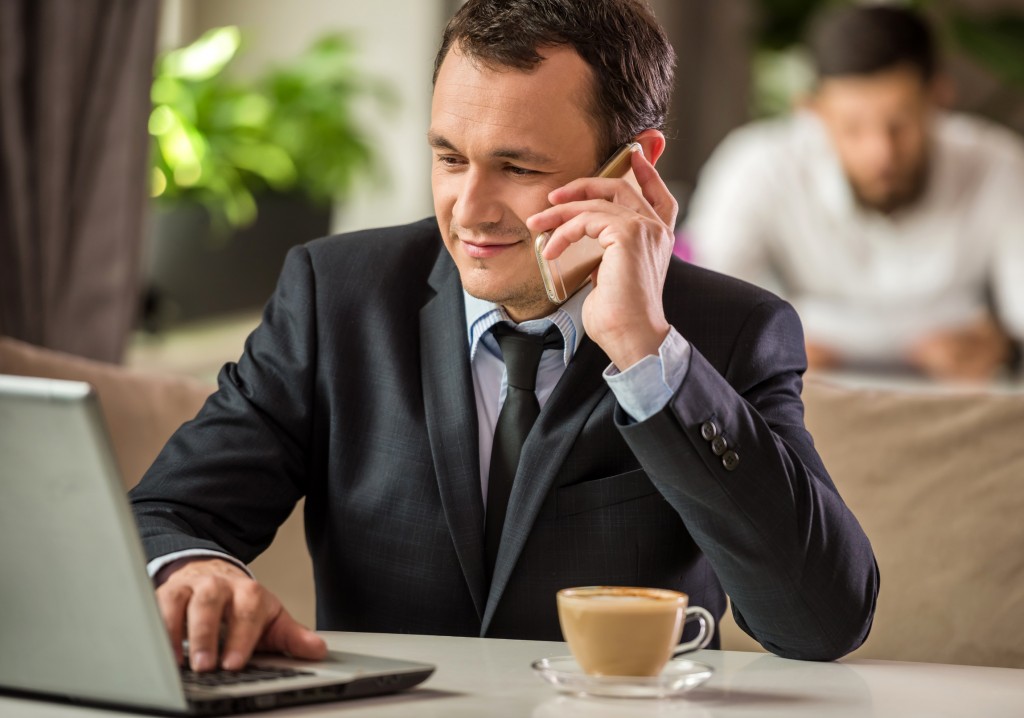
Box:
0;374;434;715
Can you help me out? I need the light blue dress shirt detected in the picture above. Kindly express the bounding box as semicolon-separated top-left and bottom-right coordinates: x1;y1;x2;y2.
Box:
464;283;692;503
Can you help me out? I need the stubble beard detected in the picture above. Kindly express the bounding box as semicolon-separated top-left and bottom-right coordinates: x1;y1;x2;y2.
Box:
853;157;929;215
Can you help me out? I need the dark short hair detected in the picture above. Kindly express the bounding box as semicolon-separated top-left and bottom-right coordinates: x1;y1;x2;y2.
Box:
432;0;676;159
808;5;937;82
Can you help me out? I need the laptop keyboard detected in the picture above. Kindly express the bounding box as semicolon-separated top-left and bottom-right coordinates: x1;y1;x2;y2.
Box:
181;664;316;687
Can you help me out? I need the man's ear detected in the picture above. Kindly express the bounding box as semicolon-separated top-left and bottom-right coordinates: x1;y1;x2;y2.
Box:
633;128;666;166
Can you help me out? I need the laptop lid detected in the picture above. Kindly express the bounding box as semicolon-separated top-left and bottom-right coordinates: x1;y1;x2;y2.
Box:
0;374;433;715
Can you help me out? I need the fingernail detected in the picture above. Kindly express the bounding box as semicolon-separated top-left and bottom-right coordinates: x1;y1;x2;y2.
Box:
222;651;245;671
193;651;214;672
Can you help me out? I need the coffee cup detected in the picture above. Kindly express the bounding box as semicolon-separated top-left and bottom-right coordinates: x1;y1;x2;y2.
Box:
556;586;714;677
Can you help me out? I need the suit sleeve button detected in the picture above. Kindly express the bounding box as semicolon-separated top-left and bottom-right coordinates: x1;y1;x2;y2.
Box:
700;421;718;441
722;450;740;471
711;436;728;456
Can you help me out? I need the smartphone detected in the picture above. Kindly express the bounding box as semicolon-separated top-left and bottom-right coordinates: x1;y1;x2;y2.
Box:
534;142;643;304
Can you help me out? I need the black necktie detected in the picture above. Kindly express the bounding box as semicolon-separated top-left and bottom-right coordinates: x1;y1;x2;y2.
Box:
485;323;564;579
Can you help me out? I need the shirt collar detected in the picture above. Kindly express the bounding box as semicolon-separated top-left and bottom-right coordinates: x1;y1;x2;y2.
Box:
464;282;592;366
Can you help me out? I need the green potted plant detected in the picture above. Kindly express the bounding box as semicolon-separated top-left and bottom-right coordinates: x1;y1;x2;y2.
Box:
144;26;392;328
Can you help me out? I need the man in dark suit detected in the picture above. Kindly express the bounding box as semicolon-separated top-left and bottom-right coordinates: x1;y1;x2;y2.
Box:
131;0;878;673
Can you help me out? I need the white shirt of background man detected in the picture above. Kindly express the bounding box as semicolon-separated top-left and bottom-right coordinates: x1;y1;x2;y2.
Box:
686;111;1024;364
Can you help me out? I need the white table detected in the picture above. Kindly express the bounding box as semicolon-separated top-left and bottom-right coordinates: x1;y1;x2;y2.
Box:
2;632;1023;717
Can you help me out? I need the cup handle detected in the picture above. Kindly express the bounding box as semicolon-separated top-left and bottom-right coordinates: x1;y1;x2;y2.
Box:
672;606;715;657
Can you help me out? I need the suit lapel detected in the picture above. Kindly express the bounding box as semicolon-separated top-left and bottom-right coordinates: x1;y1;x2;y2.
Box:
481;336;612;633
420;251;487;620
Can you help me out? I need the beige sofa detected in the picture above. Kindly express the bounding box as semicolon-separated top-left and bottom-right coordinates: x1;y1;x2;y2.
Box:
5;335;1022;667
720;377;1024;669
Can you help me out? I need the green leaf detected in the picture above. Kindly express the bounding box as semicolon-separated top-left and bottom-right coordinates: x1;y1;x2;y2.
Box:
161;26;241;82
225;143;298;189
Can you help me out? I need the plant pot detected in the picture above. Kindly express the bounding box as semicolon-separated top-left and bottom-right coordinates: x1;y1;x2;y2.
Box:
142;193;331;331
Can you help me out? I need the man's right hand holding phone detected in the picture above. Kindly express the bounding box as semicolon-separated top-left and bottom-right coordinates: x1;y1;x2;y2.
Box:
527;129;678;372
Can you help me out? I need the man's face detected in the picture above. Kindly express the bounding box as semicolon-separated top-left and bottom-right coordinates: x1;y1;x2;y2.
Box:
812;65;934;213
429;45;602;321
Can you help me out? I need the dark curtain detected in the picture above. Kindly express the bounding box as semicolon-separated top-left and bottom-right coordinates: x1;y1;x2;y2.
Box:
0;0;158;363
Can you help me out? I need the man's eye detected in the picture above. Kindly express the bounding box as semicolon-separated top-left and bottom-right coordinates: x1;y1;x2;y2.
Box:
505;165;536;177
437;155;464;167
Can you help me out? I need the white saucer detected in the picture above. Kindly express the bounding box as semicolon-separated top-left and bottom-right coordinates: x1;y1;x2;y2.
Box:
531;655;713;699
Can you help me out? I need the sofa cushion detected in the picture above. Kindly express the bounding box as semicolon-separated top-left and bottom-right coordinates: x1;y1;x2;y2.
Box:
0;336;212;487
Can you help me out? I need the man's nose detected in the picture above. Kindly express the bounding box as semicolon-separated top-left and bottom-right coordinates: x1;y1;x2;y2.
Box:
864;128;900;169
452;168;502;228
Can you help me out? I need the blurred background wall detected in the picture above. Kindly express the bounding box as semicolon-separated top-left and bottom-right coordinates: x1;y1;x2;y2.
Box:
142;0;1024;341
2;0;1022;366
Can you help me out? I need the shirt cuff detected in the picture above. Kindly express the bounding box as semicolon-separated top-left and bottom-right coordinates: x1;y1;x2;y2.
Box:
147;549;253;585
603;328;692;422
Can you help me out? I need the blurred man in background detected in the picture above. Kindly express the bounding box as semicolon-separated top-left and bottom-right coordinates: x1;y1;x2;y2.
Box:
686;4;1024;381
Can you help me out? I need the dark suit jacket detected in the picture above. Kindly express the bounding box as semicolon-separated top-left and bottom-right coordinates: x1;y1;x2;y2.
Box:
131;218;878;661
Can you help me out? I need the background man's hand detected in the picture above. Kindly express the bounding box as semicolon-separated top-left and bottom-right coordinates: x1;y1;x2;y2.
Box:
907;315;1013;382
805;341;843;372
527;139;677;370
156;558;326;671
